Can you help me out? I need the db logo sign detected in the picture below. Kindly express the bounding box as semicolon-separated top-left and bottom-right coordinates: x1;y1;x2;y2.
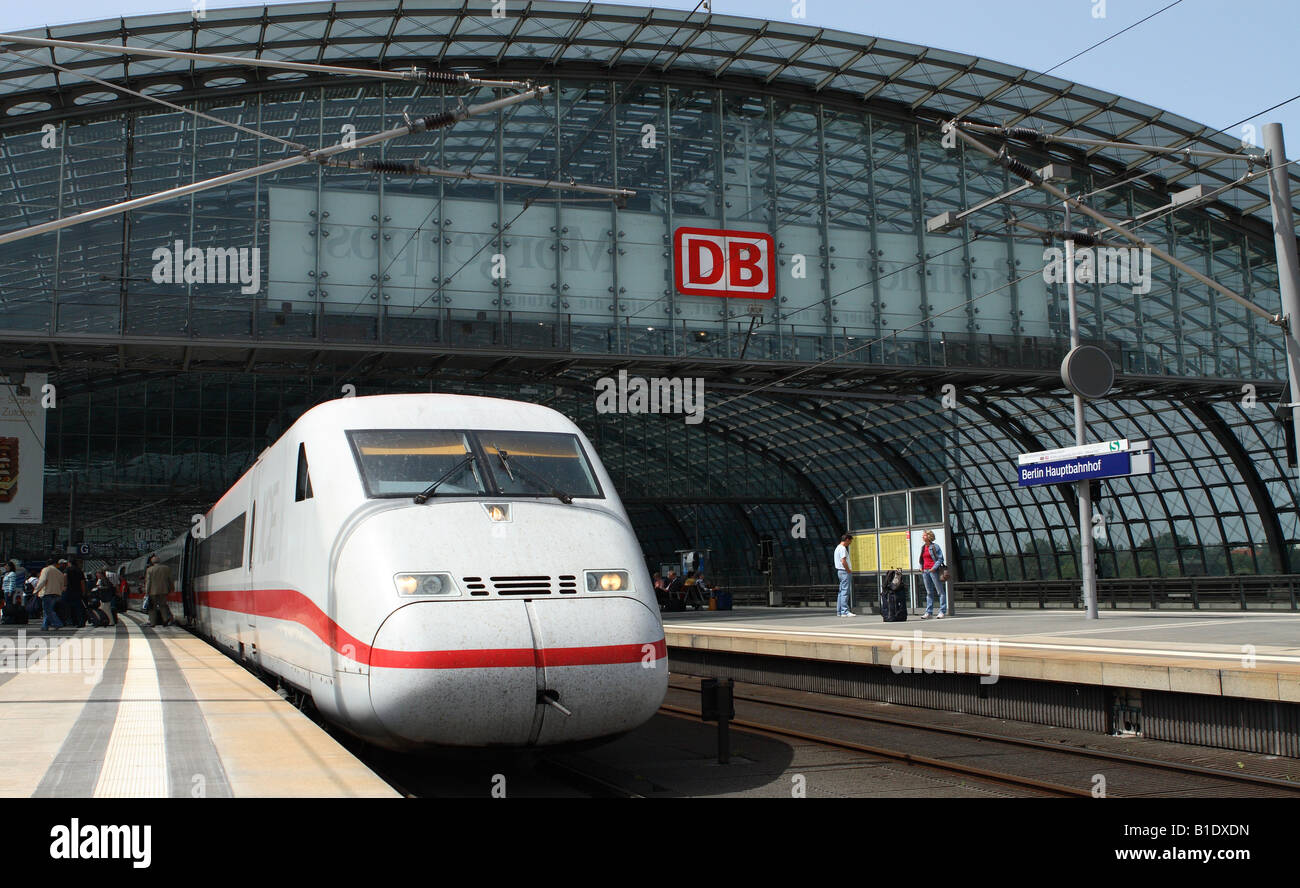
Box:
673;227;775;299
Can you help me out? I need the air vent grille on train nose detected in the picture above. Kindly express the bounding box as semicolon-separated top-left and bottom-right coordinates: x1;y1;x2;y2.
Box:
463;576;488;596
486;575;551;595
558;575;577;594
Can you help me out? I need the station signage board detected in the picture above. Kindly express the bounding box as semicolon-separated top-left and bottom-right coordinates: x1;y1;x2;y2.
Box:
673;227;776;299
1018;438;1128;466
1018;451;1132;487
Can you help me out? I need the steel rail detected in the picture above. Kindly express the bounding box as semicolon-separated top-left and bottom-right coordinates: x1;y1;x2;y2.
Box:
667;681;1300;794
658;703;1089;798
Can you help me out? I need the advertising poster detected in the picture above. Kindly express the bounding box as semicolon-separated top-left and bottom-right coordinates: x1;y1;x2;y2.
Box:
0;373;46;524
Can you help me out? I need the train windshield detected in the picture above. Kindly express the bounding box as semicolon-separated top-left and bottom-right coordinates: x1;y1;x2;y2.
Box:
348;430;487;497
477;431;602;499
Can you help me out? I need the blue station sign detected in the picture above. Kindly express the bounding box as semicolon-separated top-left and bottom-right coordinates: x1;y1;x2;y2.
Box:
1017;451;1132;487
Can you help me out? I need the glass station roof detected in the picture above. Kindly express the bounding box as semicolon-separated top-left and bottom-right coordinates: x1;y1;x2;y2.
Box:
0;1;1292;226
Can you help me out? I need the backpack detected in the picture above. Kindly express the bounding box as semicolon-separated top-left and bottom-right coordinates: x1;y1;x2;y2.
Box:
879;571;908;622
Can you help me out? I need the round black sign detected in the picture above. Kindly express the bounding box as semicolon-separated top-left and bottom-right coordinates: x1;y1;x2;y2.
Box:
1061;345;1115;399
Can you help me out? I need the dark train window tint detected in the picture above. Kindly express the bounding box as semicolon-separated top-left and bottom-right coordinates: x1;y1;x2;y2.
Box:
197;513;246;576
295;442;313;502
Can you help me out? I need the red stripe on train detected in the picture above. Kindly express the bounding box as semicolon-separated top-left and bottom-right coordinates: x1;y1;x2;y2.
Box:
182;586;665;670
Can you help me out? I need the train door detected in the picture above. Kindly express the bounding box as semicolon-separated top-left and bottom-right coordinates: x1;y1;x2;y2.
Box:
245;462;260;633
181;534;197;620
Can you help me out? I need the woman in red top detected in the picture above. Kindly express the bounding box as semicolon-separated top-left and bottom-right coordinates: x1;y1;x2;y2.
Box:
919;530;947;619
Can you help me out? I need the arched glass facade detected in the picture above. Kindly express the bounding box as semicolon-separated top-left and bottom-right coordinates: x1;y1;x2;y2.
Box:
0;2;1297;588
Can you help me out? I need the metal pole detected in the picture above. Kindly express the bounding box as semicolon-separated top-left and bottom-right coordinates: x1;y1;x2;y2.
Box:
1063;200;1098;619
66;473;76;556
1262;123;1300;471
0;88;549;248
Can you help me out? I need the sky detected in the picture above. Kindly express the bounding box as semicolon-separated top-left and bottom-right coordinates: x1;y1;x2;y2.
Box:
5;0;1300;149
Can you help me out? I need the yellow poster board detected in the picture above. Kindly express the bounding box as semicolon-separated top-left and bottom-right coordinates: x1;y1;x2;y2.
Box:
850;534;878;573
878;531;911;571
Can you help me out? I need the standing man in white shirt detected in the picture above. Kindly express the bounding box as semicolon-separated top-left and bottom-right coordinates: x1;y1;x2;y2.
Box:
834;533;856;617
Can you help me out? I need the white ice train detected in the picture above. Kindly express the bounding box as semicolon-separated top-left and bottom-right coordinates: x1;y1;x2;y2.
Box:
122;394;667;749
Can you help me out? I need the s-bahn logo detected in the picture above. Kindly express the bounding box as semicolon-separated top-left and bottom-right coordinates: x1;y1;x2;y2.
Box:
673;227;775;299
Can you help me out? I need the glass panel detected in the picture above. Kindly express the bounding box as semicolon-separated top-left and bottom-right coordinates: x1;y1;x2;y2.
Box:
878;491;908;528
347;430;482;497
847;495;875;531
478;431;601;499
911;487;944;525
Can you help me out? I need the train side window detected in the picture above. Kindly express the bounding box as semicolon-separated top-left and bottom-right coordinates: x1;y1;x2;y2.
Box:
295;442;314;501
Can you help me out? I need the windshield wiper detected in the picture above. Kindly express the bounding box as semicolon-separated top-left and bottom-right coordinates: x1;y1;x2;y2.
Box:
413;453;477;504
495;449;573;504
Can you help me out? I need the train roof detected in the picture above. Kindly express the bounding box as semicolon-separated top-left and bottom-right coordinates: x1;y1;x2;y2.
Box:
286;394;582;438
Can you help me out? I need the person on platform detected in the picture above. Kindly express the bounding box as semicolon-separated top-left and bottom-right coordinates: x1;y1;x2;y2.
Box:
834;533;856;617
144;554;175;628
34;556;66;631
63;558;87;628
93;569;117;625
663;569;684;608
918;530;948;620
2;561;22;605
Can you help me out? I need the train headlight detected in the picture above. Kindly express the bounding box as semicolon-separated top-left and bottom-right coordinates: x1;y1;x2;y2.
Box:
585;570;629;592
482;503;511;522
393;573;458;597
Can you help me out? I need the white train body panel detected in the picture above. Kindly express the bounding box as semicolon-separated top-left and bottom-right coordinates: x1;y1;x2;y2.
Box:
130;394;667;749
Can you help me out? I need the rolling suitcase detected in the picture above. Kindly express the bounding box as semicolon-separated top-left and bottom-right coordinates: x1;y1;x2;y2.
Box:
878;571;907;623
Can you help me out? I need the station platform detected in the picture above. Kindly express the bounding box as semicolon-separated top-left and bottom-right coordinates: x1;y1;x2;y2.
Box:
0;613;398;798
662;607;1300;704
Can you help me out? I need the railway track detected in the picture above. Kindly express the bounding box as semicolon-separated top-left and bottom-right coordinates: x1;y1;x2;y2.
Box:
664;680;1300;798
657;701;1084;797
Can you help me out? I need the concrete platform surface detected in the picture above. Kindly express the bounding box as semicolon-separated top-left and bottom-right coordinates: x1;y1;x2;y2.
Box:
0;614;398;798
662;607;1300;702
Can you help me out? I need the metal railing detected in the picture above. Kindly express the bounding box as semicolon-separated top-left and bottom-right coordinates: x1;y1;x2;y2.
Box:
955;575;1300;611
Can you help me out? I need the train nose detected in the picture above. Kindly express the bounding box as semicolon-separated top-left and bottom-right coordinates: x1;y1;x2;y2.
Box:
369;600;537;746
367;597;666;747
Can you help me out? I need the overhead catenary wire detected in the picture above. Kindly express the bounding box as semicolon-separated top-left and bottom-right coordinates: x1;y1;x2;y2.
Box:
0;45;309;151
951;121;1281;327
322;156;634;200
957;0;1187;126
0;31;530;90
0;88;550;248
